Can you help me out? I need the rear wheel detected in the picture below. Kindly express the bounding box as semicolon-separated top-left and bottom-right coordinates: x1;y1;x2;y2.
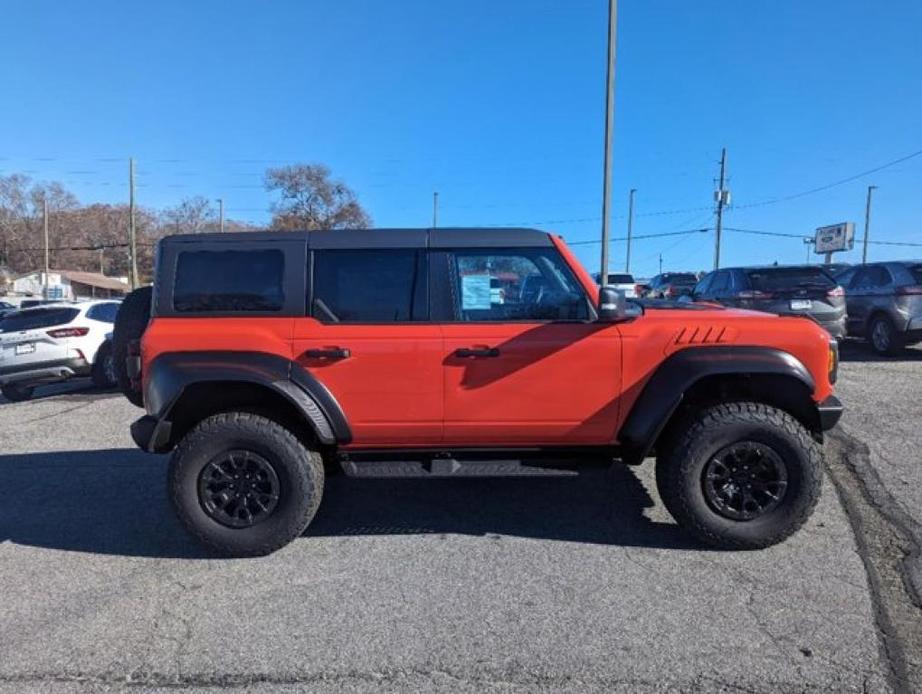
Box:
868;314;904;356
655;402;822;549
1;384;34;402
91;340;117;389
112;286;152;407
169;412;324;557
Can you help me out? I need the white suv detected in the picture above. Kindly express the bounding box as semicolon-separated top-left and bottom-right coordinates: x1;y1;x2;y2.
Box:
0;300;120;401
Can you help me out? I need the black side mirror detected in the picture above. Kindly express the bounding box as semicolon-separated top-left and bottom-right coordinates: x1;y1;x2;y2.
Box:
597;286;627;322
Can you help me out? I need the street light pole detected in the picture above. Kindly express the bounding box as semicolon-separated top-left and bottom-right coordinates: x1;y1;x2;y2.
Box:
599;0;618;284
218;198;225;233
625;187;636;273
862;185;877;264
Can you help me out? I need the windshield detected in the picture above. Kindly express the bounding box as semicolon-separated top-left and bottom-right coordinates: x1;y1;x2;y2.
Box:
607;273;634;284
0;307;80;332
745;267;835;291
908;265;922;285
663;273;698;285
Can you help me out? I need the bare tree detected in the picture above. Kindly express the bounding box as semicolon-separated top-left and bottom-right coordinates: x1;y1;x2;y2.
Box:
162;196;217;235
265;164;371;230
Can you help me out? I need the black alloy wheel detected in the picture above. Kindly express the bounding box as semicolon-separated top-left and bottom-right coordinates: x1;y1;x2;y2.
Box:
702;442;788;521
198;449;281;528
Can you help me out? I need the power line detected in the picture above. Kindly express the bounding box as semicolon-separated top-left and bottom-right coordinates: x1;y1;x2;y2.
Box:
568;227;710;246
734;147;922;209
725;226;922;247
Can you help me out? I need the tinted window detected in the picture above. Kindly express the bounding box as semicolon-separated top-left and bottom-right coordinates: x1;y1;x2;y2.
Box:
852;266;892;289
663;273;698;286
450;248;589;321
312;249;426;322
709;271;730;294
173;249;284;312
694;273;714;295
907;265;922;285
86;302;120;323
0;307;79;332
745;267;835;292
607;273;634;284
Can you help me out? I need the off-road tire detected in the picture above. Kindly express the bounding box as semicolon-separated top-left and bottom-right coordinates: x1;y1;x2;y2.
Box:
1;384;34;402
868;313;904;357
655;402;822;550
91;340;116;389
112;285;152;407
169;412;324;557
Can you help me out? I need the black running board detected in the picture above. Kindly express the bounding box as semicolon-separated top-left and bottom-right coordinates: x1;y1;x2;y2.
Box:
340;458;579;478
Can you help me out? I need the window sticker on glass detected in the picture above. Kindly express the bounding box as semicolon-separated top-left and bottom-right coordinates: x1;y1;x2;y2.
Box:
461;274;491;309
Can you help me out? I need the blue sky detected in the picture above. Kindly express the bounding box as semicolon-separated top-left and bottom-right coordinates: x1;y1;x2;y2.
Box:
1;0;920;277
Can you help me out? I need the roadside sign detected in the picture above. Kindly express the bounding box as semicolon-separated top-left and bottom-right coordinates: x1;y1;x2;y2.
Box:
814;222;855;254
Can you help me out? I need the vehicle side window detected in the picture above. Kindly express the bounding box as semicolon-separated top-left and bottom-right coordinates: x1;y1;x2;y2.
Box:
311;249;427;322
448;248;589;322
836;268;856;288
852;266;892;289
87;302;119;323
173;249;285;312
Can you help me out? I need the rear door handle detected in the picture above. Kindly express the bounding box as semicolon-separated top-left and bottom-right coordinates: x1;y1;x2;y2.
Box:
302;347;350;359
454;347;500;358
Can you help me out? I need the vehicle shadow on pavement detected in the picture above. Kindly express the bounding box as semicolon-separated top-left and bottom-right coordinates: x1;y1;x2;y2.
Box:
838;340;922;363
0;449;707;557
308;464;705;551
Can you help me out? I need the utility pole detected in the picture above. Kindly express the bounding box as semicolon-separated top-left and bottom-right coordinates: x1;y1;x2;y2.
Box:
599;0;618;284
128;157;138;289
862;185;877;264
43;198;50;299
713;147;728;270
658;253;663;274
625;188;636;273
218;198;225;233
803;238;813;263
432;192;439;228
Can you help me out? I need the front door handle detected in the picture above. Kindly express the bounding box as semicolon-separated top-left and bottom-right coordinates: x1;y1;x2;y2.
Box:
454;347;500;358
302;347;351;360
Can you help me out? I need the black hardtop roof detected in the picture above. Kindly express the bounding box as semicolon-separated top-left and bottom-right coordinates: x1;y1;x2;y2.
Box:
160;227;554;249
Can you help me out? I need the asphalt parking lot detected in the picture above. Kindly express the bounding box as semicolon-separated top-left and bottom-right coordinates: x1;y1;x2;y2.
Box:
0;347;920;693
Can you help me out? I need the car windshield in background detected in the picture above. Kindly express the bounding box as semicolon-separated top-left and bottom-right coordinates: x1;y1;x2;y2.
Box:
745;267;835;292
0;307;80;332
607;274;634;284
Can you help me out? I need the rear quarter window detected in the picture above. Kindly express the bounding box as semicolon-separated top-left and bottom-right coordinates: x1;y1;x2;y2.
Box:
0;307;80;332
173;249;285;312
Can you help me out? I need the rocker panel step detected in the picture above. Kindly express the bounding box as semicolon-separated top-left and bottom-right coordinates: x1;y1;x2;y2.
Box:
340;458;579;478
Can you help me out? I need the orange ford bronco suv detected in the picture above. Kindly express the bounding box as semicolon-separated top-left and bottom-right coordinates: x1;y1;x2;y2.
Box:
115;228;842;557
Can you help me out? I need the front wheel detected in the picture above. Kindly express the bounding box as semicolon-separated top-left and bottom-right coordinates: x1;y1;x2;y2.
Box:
655;402;822;549
169;412;324;557
91;340;117;389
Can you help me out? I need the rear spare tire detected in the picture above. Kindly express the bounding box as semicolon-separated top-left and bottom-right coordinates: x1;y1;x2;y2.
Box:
113;285;152;407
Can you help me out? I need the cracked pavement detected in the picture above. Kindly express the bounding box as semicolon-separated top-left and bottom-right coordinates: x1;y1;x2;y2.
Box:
0;358;918;693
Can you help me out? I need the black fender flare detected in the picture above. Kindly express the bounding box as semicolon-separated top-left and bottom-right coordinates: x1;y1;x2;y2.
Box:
617;346;816;464
141;351;351;449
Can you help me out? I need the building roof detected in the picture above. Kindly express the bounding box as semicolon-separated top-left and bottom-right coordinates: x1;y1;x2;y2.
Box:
58;270;130;292
15;269;129;292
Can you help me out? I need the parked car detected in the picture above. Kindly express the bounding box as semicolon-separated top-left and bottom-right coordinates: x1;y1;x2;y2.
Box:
592;272;637;298
643;272;698;299
692;265;846;339
834;261;922;355
0;300;120;401
116;228;841;557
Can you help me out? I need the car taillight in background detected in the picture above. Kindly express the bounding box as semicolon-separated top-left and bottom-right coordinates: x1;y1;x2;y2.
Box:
46;327;89;338
826;286;845;298
736;290;774;300
896;285;922;296
828;340;839;384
